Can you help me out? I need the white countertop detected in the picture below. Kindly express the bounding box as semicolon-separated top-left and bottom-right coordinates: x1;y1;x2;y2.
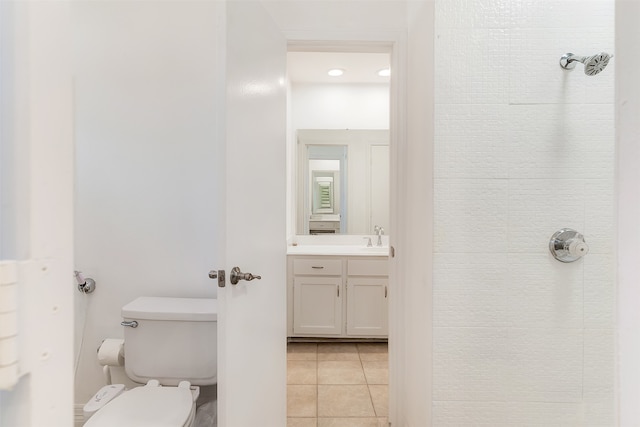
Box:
287;244;389;256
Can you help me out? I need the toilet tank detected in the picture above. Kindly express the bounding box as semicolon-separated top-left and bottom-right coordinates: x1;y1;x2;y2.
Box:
121;297;217;386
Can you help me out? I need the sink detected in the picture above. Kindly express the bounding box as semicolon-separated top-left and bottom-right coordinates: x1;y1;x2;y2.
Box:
354;246;389;255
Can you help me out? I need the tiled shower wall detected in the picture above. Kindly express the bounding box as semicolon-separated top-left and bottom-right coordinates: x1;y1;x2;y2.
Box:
433;1;615;425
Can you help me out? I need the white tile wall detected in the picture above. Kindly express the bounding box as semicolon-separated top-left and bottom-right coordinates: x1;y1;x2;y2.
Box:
506;254;583;329
434;104;510;179
434;0;615;424
434;254;509;327
507;179;586;253
433;327;510;401
507;105;614;179
505;328;583;402
433;401;585;426
583;255;615;329
434;179;508;253
435;29;510;105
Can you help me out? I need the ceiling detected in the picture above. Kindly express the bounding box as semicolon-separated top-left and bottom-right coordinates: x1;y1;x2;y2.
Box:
287;52;391;84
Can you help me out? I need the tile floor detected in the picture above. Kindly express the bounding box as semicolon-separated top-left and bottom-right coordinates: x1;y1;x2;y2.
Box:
287;342;388;427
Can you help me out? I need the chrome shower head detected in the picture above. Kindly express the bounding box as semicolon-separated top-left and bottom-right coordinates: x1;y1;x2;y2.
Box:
560;52;613;76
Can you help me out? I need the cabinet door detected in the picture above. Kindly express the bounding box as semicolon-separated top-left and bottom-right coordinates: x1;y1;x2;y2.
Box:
346;277;388;336
293;276;343;335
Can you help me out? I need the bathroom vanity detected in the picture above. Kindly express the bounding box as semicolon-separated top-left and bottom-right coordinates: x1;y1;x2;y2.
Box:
287;246;389;339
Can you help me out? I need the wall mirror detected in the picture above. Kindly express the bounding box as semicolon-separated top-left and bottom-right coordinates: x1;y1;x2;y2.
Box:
287;50;391;236
297;129;389;235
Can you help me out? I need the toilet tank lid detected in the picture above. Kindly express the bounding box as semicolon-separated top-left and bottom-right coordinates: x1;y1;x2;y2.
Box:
122;297;217;321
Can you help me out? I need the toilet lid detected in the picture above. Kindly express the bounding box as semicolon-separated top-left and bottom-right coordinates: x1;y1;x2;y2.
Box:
84;386;193;427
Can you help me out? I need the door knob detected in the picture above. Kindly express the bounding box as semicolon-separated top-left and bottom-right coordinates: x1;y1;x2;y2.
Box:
230;267;262;285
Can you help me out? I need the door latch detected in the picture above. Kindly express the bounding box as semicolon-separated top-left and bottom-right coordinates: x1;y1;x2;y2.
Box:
209;269;226;287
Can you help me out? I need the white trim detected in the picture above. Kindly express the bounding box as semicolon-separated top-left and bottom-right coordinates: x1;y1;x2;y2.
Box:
282;31;409;426
0;1;74;425
616;1;640;425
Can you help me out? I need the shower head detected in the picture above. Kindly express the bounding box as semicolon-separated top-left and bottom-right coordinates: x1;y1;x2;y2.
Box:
560;52;613;76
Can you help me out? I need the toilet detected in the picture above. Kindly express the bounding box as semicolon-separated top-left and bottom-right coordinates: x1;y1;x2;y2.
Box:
84;296;217;427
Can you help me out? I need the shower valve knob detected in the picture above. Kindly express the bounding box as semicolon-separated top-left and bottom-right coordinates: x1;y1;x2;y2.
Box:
549;228;589;263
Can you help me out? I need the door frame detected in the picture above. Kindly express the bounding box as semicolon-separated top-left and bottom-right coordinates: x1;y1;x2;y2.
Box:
285;32;408;424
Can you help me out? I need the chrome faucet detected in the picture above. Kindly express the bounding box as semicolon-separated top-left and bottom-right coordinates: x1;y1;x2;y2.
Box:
374;225;384;247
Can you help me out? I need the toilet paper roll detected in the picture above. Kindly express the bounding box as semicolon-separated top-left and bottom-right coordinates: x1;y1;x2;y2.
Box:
97;339;124;366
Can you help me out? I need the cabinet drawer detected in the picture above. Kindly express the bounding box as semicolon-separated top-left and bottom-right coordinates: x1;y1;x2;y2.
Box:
293;258;342;276
347;259;388;276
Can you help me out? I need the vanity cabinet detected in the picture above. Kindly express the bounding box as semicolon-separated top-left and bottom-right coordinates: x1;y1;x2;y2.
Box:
346;259;388;336
288;255;389;338
292;258;343;335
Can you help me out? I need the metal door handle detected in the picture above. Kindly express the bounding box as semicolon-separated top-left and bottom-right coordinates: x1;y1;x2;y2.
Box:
230;267;262;285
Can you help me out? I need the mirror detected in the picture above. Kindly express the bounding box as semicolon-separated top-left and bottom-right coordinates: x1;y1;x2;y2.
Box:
287;50;391;237
297;129;389;235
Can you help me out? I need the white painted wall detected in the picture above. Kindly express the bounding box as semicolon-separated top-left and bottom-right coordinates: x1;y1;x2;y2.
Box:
615;1;640;425
72;1;223;404
433;1;615;425
291;83;389;130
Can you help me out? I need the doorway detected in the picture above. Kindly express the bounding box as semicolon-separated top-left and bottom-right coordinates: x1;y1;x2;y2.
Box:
285;47;392;424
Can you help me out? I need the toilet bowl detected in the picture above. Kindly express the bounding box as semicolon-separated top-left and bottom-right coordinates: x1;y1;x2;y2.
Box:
84;297;217;427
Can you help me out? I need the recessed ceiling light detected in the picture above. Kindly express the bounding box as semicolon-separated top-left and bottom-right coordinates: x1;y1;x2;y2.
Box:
327;68;344;77
377;68;391;77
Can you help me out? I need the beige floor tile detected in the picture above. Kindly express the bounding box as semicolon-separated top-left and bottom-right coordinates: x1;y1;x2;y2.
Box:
288;360;318;385
361;360;388;385
288;343;318;361
317;343;360;361
288;417;318;427
318;360;366;384
318;385;375;417
369;385;388;417
317;417;380;427
376;418;388;427
357;343;388;361
288;385;317;417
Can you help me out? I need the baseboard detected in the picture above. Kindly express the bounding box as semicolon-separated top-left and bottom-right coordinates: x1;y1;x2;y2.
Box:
74;404;85;427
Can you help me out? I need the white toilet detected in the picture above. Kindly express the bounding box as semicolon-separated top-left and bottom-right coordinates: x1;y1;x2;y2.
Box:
85;296;217;427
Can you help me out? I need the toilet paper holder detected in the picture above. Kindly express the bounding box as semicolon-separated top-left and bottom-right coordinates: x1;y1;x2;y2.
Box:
549;228;589;262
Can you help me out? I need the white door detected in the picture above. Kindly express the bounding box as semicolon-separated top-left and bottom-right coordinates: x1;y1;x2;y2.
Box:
217;2;287;426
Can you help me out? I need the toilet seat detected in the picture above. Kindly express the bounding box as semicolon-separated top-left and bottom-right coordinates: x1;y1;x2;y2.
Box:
84;383;195;427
